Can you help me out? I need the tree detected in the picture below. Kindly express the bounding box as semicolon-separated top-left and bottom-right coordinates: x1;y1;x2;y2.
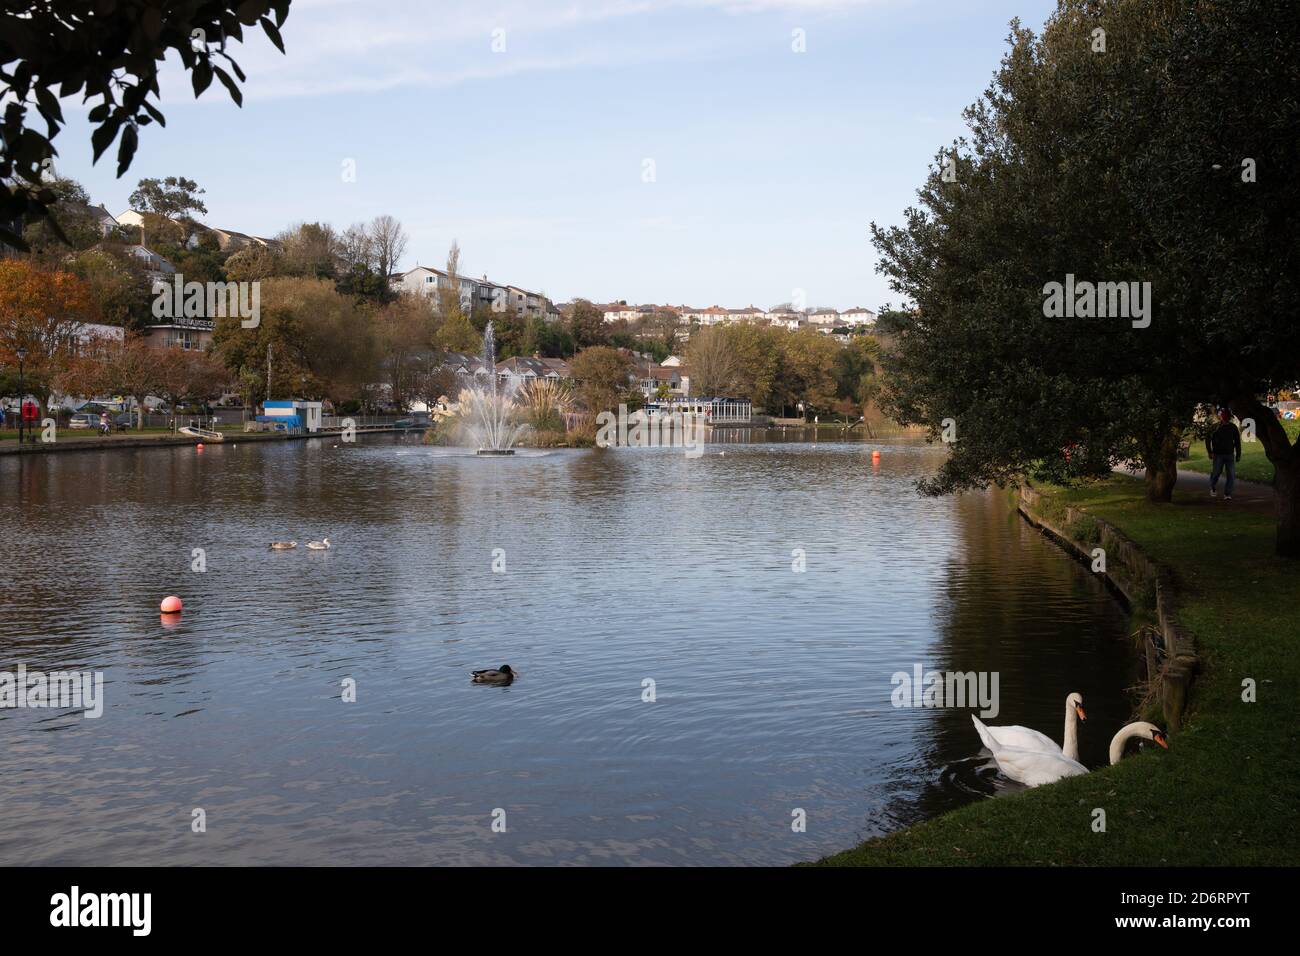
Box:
685;326;739;398
277;221;338;278
834;335;882;415
437;240;465;321
0;2;291;248
781;329;841;416
156;347;228;424
1125;0;1300;554
211;277;368;406
21;175;106;259
435;312;481;354
65;246;154;331
368;215;408;286
129;176;208;221
376;294;437;410
0;260;97;408
58;335;165;429
224;244;282;282
335;221;387;301
411;360;460;419
568;300;607;349
869;1;1225;509
570;346;632;414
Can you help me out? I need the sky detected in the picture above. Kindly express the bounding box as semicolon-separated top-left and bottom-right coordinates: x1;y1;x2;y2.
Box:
52;0;1058;311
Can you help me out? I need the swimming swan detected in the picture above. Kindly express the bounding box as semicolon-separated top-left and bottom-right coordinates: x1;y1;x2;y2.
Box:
972;714;1167;788
976;692;1086;761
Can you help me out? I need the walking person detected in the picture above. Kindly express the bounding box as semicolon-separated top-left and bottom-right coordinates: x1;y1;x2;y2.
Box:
1207;408;1242;501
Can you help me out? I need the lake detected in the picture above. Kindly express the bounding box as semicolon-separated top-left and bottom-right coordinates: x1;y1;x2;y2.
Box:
0;433;1135;865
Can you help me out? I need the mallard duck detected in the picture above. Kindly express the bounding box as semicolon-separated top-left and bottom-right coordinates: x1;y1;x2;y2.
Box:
471;665;515;684
306;538;331;550
270;541;297;550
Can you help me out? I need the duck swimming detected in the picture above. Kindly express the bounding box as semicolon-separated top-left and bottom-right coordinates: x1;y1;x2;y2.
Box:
471;665;515;684
306;538;331;550
270;541;297;550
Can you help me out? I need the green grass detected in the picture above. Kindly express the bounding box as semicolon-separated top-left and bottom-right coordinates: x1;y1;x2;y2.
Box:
814;476;1300;866
1182;419;1300;484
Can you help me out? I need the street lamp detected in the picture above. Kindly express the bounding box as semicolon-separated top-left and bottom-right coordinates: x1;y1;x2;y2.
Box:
16;345;27;446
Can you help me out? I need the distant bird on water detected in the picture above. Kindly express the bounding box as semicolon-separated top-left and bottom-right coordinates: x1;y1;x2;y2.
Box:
471;665;515;685
306;538;332;550
270;541;297;550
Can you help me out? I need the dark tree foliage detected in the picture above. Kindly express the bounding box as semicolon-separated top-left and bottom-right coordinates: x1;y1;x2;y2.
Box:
874;0;1300;553
1;1;291;249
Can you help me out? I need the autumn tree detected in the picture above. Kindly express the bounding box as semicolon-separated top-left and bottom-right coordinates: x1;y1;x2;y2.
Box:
224;244;282;282
685;326;740;398
0;260;97;408
59;335;165;429
276;221;338;278
377;294;437;410
781;329;841;417
156;347;229;425
570;346;632;414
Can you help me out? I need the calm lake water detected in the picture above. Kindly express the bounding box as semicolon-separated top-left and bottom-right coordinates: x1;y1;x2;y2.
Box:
0;433;1135;865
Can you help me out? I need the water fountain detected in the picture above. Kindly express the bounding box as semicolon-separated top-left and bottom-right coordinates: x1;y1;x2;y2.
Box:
465;321;526;455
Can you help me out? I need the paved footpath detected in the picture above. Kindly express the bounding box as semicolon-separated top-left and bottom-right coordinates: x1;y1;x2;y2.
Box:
1115;463;1274;510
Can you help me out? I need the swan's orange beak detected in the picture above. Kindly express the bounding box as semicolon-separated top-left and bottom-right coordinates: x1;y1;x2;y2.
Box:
1075;704;1087;722
1153;731;1168;749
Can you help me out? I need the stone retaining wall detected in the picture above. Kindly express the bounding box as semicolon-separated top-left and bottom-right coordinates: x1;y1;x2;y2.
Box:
1017;484;1198;732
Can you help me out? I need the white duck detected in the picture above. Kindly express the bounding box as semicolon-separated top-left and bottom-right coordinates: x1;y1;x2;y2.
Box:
306;538;331;550
976;692;1086;760
973;715;1168;788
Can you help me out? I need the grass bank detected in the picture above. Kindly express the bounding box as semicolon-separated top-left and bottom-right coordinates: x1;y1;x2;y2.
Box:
814;475;1299;865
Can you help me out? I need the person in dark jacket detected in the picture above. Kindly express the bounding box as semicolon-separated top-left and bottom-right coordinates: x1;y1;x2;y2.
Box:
1206;408;1242;500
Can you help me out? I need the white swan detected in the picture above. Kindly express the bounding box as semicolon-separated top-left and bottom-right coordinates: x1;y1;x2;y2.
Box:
306;537;331;550
973;715;1168;788
1108;720;1168;763
977;692;1086;761
972;715;1088;787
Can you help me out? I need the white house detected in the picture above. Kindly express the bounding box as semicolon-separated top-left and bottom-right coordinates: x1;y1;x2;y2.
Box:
603;305;646;323
391;265;478;312
842;307;877;327
766;308;802;330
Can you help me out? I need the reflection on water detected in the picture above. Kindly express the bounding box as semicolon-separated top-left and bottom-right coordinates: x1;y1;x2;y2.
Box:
0;434;1134;865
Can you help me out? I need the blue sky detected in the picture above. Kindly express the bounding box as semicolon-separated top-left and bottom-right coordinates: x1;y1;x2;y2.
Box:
54;0;1057;311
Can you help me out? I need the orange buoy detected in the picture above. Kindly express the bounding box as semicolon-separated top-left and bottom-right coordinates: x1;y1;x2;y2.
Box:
196;443;205;451
871;450;881;461
160;595;183;614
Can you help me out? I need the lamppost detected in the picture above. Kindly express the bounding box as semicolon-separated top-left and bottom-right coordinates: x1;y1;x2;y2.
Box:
16;345;27;446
